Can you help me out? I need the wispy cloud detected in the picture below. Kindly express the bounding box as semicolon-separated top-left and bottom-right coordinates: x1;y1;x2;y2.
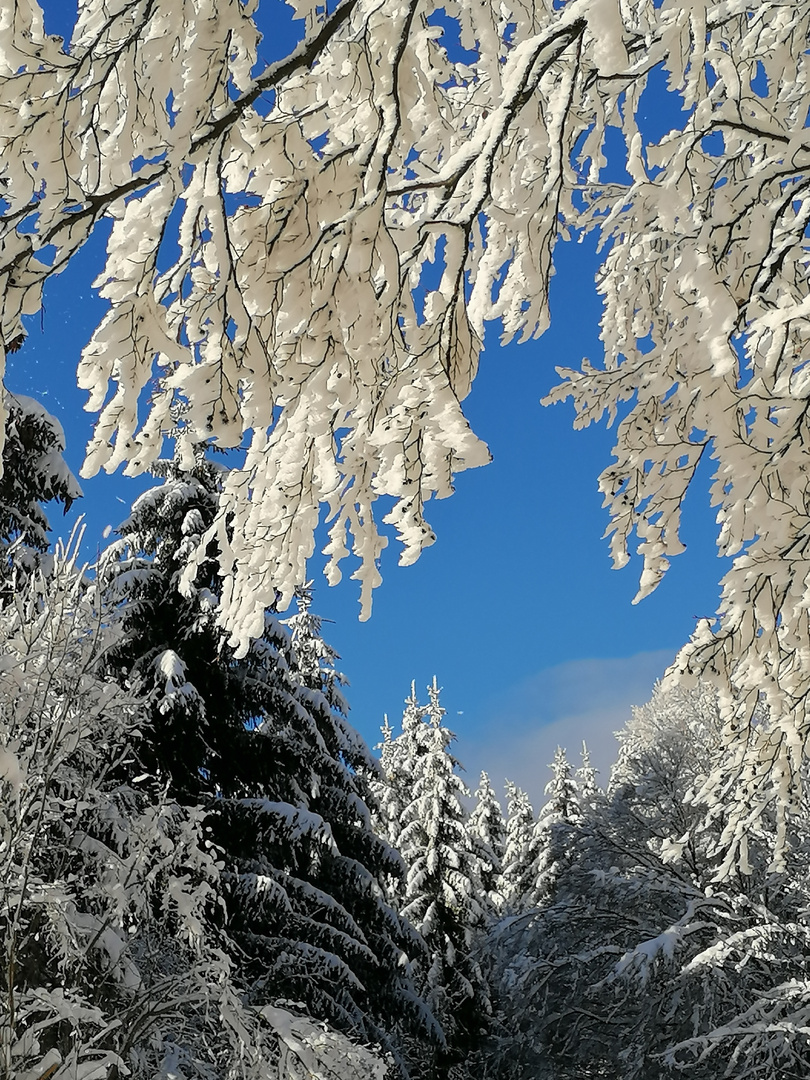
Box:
458;650;674;809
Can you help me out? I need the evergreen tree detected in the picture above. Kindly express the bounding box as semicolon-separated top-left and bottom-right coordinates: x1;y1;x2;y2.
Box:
541;747;580;823
0;391;81;590
371;685;430;881
284;580;349;714
576;742;600;809
99;451;437;1067
0;531;395;1080
396;679;489;1078
468;772;506;912
533;747;581;906
372;712;408;862
499;783;543;912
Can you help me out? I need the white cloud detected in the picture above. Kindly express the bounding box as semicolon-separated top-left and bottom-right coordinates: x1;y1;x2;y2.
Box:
458;650;674;810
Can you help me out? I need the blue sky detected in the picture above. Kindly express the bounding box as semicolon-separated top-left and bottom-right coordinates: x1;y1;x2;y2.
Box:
13;1;729;798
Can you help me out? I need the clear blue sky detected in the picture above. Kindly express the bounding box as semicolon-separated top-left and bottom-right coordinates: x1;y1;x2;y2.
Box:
11;2;729;797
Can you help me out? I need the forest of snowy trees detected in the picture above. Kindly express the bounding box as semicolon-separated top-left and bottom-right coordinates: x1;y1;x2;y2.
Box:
4;404;810;1079
6;0;810;1077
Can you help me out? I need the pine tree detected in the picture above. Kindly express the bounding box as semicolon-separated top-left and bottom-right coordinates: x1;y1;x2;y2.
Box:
284;581;349;714
99;451;437;1066
395;679;489;1078
372;713;407;864
541;747;580;823
533;747;580;905
468;772;506;912
499;783;543;913
1;528;402;1080
575;741;600;810
0;391;81;591
371;684;429;862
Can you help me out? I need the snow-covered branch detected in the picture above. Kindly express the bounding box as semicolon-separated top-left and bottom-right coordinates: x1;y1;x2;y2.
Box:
6;1;810;860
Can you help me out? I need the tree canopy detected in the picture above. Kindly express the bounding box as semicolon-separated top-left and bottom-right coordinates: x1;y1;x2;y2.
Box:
4;0;810;855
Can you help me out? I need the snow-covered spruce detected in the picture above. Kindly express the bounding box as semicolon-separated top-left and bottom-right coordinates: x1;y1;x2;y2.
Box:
467;772;507;914
98;452;439;1070
0;391;81;591
377;679;492;1077
498;783;543;914
575;741;600;811
371;684;430;876
0;530;394;1080
532;746;583;906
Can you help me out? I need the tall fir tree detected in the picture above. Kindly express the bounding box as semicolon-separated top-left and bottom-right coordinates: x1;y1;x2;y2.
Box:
371;684;430;870
499;783;543;912
468;772;507;913
99;450;437;1068
395;679;490;1079
284;581;349;714
576;742;600;810
373;713;407;863
533;747;581;906
0;391;81;592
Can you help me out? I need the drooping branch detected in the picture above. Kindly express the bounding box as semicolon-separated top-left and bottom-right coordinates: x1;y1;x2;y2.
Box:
7;1;810;866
